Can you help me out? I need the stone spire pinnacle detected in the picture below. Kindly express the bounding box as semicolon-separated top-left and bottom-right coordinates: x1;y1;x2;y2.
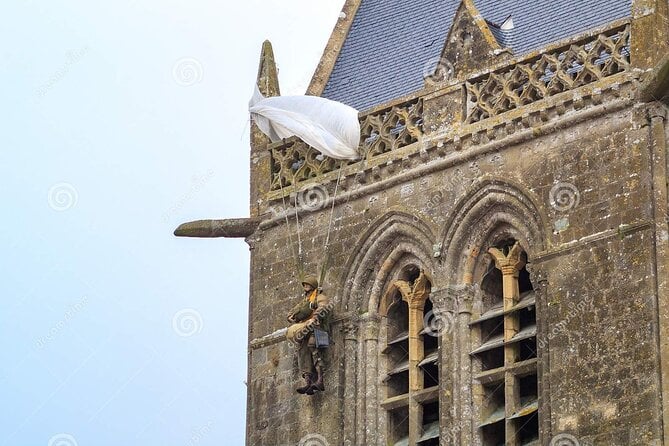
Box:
249;40;280;218
256;40;280;98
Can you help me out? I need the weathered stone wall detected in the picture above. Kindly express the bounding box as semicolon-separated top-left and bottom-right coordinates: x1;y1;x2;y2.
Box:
245;95;667;445
540;231;661;446
242;1;669;441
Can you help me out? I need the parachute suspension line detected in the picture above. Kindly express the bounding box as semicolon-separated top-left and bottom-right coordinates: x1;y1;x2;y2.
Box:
324;161;345;252
240;117;251;141
278;176;303;280
319;160;346;287
292;181;305;278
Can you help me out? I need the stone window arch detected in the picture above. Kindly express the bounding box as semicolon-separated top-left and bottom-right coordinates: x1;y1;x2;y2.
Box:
338;212;439;446
470;239;539;446
380;264;440;446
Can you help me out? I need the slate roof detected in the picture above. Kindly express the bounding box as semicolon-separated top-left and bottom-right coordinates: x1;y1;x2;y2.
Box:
321;0;632;111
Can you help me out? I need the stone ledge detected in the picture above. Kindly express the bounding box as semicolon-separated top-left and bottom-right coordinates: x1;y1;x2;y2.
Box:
533;220;653;263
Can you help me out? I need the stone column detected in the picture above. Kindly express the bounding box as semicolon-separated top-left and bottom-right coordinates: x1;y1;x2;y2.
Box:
355;329;366;444
360;313;381;444
648;105;669;444
488;243;525;446
407;274;432;446
429;287;455;445
408;298;426;446
456;283;477;446
342;321;359;446
455;247;480;446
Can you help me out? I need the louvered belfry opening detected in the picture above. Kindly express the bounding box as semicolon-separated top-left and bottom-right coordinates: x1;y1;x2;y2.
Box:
471;240;539;446
418;297;440;446
385;295;410;400
381;265;439;446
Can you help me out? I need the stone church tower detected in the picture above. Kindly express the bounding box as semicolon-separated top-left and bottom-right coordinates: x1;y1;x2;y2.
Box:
177;0;669;444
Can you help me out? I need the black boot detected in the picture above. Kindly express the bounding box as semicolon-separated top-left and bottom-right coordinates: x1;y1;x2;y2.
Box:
296;373;314;394
310;365;325;393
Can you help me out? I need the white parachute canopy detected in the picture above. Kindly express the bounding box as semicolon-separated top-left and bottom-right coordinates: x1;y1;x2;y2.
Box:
248;86;361;160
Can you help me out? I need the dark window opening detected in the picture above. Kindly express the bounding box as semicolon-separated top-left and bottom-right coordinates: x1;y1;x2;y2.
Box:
518;264;533;294
386;350;409;375
385;294;410;400
387;298;409;339
423;298;433;316
422;362;439;388
514;412;539;445
388;406;409;445
480;419;505;446
518;338;537;361
519;374;538;404
481;265;503;312
480;316;504;344
386;370;409;398
418;401;440;446
423;330;438;353
422;400;439;425
481;382;505;423
495;238;517;255
518;306;536;332
400;264;421;284
479;347;504;371
422;298;439;354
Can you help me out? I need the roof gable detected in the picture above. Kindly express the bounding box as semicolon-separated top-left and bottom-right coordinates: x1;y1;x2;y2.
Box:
319;0;632;111
431;0;508;83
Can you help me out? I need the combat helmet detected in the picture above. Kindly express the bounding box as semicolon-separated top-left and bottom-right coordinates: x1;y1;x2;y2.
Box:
301;274;319;289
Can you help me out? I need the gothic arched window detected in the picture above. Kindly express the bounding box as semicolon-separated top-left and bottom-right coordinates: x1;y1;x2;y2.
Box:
380;266;440;446
470;240;539;446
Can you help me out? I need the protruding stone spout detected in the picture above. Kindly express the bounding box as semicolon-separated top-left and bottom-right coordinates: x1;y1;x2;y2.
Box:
174;218;261;238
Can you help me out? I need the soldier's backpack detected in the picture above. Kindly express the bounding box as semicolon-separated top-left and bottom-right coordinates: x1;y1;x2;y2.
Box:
313;327;330;348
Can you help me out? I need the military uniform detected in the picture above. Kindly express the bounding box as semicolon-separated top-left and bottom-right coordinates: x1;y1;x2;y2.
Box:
286;275;331;394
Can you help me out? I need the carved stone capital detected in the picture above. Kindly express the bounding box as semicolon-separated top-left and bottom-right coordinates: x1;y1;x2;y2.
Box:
648;102;668;121
428;288;451;311
488;242;526;274
448;283;478;314
342;322;359;341
360;313;381;340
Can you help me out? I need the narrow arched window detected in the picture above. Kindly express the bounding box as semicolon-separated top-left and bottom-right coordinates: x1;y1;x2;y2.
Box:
380;266;439;446
470;240;539;446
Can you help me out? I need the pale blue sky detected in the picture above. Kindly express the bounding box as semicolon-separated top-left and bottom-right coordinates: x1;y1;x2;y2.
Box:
1;1;344;445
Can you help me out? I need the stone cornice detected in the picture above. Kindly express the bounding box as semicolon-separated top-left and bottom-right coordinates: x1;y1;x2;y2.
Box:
532;221;653;264
264;22;636;216
260;89;635;232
